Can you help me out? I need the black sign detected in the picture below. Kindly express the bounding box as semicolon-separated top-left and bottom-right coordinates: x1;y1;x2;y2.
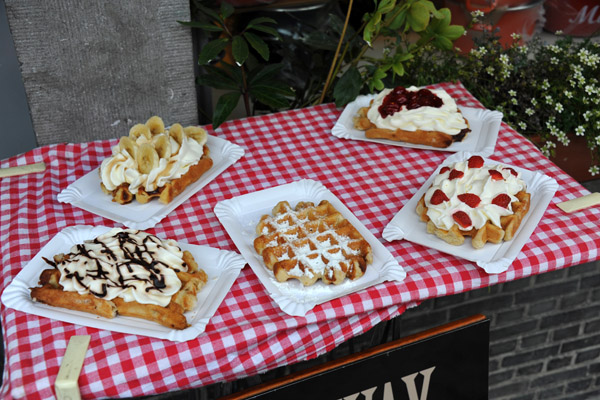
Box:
227;315;489;400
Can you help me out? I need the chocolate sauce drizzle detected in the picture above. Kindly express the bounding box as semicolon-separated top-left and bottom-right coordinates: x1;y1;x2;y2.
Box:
54;230;185;299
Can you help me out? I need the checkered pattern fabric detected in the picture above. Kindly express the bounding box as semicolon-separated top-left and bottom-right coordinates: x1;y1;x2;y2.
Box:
1;82;599;399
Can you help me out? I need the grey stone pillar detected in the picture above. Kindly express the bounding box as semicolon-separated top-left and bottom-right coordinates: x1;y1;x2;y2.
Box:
4;1;198;145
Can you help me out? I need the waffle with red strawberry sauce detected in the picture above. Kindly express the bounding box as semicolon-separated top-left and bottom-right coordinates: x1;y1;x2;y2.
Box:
416;155;530;249
353;86;470;148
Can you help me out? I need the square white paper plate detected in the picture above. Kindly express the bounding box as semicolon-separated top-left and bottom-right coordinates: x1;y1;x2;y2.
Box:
214;179;407;317
332;94;503;156
382;152;559;274
1;225;247;342
57;135;245;230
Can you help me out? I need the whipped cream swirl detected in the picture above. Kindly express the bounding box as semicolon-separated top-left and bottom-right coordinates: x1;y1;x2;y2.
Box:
424;159;527;231
367;86;468;135
54;228;189;307
100;130;207;193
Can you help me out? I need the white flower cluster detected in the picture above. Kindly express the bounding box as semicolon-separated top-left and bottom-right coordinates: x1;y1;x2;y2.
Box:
578;48;600;67
470;46;487;58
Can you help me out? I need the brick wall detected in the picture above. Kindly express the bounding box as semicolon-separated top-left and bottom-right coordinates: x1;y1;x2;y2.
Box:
398;260;600;400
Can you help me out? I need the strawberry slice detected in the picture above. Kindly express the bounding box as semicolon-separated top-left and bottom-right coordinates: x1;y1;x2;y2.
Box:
458;193;481;208
489;170;504;181
506;167;518;177
440;166;450;174
449;169;464;180
467;155;484;168
492;193;511;208
430;189;449;205
453;211;472;229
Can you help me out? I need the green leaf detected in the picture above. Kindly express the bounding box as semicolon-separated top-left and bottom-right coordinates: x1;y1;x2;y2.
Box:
248;24;280;39
364;19;376;46
328;13;347;35
432;7;451;29
251;82;294;97
246;17;277;28
392;61;405;76
434;35;453;50
333;67;362;107
441;25;465;40
196;65;240;90
368;67;387;92
248;63;284;85
244;32;269;61
232;36;249;66
387;9;406;30
198;38;229;65
176;21;224;32
377;0;396;14
395;52;414;62
212;92;241;129
304;30;338;51
198;4;222;22
220;2;235;19
251;86;290;109
419;0;444;19
407;2;430;32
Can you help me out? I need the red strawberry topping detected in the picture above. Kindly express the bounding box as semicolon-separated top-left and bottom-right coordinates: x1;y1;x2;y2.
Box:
489;170;504;181
458;193;481;208
440;166;450;174
467;155;484;168
506;167;518;177
449;169;464;180
492;193;511;208
453;211;472;229
430;189;449;205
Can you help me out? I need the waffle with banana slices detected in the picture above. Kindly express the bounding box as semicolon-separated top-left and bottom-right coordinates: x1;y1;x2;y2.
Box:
100;116;213;205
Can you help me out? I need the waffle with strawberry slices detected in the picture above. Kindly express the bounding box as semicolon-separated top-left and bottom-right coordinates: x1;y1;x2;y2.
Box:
416;155;531;249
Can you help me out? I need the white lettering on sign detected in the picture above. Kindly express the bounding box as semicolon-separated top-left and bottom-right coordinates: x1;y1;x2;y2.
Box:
401;367;436;400
568;5;600;24
340;366;436;400
342;387;377;400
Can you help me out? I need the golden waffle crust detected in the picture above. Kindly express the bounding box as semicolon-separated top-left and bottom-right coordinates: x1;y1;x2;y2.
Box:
253;200;373;286
354;106;470;148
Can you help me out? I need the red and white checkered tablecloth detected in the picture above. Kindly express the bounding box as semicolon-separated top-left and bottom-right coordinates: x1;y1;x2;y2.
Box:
1;82;599;399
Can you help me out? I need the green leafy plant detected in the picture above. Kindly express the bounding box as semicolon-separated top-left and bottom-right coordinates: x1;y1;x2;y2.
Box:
179;2;294;128
396;23;600;176
181;0;464;127
324;0;465;106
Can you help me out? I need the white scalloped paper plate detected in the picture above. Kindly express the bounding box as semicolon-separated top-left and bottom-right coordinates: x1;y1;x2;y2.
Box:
332;94;503;156
214;179;407;317
1;225;246;342
57;135;245;230
382;152;559;274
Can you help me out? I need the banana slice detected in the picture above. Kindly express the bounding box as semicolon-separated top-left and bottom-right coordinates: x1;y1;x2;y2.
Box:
136;143;159;174
129;124;152;141
152;134;172;159
119;136;138;158
184;126;207;144
146;116;165;136
169;123;185;145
